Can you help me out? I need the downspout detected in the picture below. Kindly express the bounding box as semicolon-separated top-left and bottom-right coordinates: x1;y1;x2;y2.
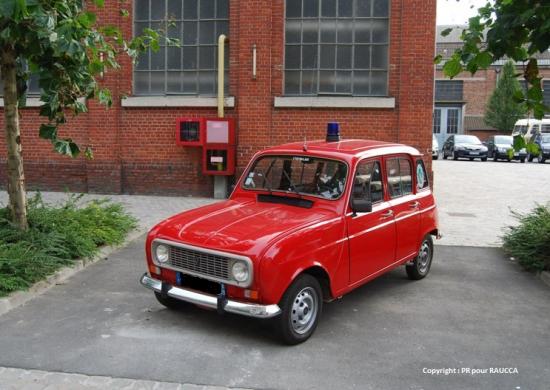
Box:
218;34;227;118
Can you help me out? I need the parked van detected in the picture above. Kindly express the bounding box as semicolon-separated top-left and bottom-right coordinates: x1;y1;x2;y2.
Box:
512;118;550;161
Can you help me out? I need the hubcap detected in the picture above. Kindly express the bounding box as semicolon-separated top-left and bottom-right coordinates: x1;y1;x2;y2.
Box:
290;287;318;335
417;241;431;274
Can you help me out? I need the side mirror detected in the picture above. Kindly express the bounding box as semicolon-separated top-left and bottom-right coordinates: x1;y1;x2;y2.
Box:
351;198;372;213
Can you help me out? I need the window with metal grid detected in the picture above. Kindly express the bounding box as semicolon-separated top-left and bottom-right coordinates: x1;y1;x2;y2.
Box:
434;80;463;102
133;0;229;96
284;0;390;96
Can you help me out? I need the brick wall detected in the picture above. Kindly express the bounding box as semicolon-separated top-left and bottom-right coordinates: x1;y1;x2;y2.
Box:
1;0;437;196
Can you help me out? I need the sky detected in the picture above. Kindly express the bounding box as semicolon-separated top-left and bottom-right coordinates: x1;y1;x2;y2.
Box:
437;0;488;25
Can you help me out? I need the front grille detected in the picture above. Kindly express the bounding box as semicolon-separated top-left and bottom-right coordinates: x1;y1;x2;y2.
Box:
168;245;230;281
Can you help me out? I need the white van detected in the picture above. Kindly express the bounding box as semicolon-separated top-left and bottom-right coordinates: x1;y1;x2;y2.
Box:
512;118;550;142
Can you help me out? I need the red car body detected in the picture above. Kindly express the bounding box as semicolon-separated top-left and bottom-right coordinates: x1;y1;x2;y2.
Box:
141;138;439;343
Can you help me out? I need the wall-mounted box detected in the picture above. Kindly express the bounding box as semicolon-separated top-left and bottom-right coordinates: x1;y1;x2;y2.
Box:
176;117;204;147
205;118;235;146
203;146;235;176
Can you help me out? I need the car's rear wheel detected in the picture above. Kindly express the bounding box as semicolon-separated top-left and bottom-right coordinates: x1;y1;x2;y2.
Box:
154;291;188;310
520;157;526;163
275;274;323;345
528;153;534;162
540;155;546;163
453;152;458;160
406;235;433;280
433;154;439;160
493;152;498;162
481;157;487;161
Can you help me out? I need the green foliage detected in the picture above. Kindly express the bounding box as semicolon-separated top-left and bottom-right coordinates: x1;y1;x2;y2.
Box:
436;0;550;119
0;0;170;157
502;204;550;272
484;61;527;133
0;194;137;296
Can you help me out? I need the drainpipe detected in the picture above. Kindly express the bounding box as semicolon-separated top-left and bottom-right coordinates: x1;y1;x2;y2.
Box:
214;34;228;199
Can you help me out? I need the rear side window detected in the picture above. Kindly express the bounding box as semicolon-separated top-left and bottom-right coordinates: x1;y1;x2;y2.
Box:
416;159;429;190
353;160;384;203
386;158;412;198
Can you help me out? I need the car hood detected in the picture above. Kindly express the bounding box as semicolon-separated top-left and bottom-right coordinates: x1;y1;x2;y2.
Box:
152;199;337;258
456;143;485;148
495;143;513;148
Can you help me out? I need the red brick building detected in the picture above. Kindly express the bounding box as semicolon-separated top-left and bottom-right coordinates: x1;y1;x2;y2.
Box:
434;25;550;144
1;0;437;196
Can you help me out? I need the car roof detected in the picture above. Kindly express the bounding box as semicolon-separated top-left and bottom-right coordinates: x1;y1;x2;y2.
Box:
260;139;422;161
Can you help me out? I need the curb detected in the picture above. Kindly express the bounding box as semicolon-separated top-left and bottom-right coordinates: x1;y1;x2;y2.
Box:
0;229;146;317
539;271;550;288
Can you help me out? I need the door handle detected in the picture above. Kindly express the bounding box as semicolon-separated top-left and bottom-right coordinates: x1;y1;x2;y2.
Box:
381;210;393;219
409;201;420;209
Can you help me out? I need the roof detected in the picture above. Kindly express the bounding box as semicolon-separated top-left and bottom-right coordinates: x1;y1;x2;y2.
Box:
261;139;422;161
464;116;497;132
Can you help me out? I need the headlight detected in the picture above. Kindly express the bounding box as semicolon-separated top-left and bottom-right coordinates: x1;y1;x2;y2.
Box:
454;146;464;151
231;261;249;282
155;244;169;263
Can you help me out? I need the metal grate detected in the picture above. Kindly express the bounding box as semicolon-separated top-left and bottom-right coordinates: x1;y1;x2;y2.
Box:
168;245;230;281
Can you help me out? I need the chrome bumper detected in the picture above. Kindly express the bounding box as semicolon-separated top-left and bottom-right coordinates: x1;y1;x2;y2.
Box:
140;273;281;319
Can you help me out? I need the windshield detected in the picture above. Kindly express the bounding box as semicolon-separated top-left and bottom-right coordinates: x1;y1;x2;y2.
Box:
455;135;481;144
514;125;528;135
541;135;550;143
495;136;513;144
243;155;348;200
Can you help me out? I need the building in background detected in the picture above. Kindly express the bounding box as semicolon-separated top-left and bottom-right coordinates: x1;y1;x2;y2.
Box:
1;1;436;196
434;25;550;144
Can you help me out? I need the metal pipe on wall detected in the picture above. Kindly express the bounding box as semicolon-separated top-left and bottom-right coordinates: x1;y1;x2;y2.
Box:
217;34;227;119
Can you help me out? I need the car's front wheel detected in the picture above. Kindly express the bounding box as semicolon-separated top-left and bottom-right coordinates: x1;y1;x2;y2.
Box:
275;274;323;345
453;151;458;160
540;154;546;163
154;291;188;310
406;235;434;280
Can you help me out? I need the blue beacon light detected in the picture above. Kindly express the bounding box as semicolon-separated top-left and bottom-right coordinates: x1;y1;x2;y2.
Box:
326;122;340;142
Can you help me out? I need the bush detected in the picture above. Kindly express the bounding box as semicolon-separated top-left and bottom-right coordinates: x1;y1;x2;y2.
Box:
502;204;550;272
0;194;137;296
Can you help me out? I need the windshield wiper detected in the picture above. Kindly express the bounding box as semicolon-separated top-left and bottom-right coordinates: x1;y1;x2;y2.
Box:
281;168;302;198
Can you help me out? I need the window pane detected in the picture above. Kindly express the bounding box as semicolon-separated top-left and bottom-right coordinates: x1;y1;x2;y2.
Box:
373;0;389;17
301;70;317;94
167;47;182;69
320;19;337;42
400;159;412;195
319;70;335;93
386;159;401;198
199;21;216;44
372;19;388;43
184;0;198;19
216;21;229;36
199;71;215;94
199;46;215;69
151;47;166;70
285;45;302;69
135;0;149;20
167;22;182;40
302;20;318;43
286;0;302;17
135;22;149;37
320;45;336;68
285;71;301;94
183;46;197;69
321;0;336;17
354;45;370;69
136;51;150;70
182;71;198;93
286;20;302;43
134;72;149;94
151;1;165;20
433;109;441;134
217;0;229;18
336;45;352;69
355;0;371;17
370;71;387;95
302;45;318;68
338;0;353;17
416;160;429;190
183;21;198;44
335;71;352;93
200;0;215;18
168;0;182;19
303;0;319;17
337;20;353;43
353;71;369;95
150;72;165;94
371;45;387;69
355;19;371;43
167;72;182;93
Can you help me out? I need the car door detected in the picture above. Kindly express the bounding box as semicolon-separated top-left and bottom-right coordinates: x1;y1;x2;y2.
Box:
346;159;396;284
385;156;421;262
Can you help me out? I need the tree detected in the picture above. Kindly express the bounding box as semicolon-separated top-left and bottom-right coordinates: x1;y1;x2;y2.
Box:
0;0;169;230
437;0;550;119
484;60;527;133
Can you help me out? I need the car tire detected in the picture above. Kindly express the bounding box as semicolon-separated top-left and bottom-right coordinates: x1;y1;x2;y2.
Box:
528;154;534;162
154;291;188;310
481;157;487;162
275;274;323;345
406;235;434;281
493;153;498;162
433;154;439;160
442;152;447;160
540;155;546;163
520;157;526;163
453;151;458;160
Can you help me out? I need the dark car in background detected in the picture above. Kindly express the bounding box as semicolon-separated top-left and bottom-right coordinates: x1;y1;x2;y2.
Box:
534;133;550;163
442;135;488;161
486;135;527;163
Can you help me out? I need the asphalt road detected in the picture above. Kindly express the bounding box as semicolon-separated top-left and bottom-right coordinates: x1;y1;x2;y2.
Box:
0;236;548;390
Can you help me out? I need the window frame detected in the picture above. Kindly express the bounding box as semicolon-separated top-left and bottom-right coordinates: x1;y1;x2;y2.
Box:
283;0;391;97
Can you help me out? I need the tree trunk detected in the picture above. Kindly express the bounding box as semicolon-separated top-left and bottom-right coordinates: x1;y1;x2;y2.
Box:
1;46;28;230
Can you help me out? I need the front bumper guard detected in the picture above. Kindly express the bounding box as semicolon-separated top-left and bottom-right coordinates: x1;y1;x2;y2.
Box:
140;273;281;319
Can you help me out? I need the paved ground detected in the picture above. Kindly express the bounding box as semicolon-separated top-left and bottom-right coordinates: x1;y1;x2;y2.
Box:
0;238;549;390
433;159;550;247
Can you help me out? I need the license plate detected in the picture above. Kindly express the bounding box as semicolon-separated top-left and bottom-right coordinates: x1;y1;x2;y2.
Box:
470;152;479;155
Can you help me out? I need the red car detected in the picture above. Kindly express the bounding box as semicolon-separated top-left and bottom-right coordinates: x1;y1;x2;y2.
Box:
141;125;439;344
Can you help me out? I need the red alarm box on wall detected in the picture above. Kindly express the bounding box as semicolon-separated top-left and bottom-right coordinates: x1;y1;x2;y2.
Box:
202;118;236;175
175;117;204;147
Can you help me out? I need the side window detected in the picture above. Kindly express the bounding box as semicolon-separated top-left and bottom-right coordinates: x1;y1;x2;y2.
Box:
416;159;429;190
386;157;413;198
353;160;384;203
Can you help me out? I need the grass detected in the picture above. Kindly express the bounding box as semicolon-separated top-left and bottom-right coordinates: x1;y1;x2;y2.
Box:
0;194;137;297
502;204;550;272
